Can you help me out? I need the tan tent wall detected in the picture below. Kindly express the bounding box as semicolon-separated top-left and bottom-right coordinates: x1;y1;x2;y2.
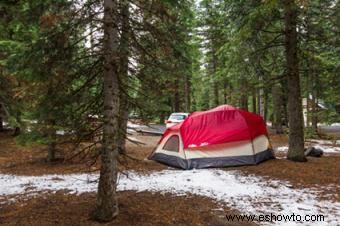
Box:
149;132;274;169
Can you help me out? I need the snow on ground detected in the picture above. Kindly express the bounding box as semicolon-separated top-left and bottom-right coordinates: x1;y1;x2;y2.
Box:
306;139;340;146
127;122;142;129
276;144;340;154
0;170;339;226
127;136;143;143
318;123;340;127
276;146;289;153
312;145;340;153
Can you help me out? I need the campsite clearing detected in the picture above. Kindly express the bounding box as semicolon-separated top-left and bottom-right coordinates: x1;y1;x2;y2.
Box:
0;131;339;225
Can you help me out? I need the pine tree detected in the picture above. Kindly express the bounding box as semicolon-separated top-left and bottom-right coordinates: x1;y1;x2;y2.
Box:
283;0;306;162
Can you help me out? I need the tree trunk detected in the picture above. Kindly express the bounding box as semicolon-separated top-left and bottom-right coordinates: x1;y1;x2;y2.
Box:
92;0;120;221
259;88;265;117
257;77;265;118
212;53;219;107
239;77;248;111
213;80;219;107
118;102;128;154
89;2;96;55
240;94;248;111
305;40;311;128
0;116;3;132
284;0;306;162
46;119;57;162
13;112;21;136
311;73;318;133
281;79;289;127
252;89;257;113
184;73;191;112
306;96;310;128
159;113;165;124
311;94;318;132
174;79;180;112
47;142;56;162
117;0;130;154
223;80;228;104
271;83;284;134
0;103;3;132
263;90;268;121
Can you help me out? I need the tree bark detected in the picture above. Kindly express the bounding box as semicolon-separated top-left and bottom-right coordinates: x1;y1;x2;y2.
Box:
0;116;3;132
271;83;284;134
0;103;3;132
47;142;56;162
118;0;130;154
259;88;265;117
257;76;265;118
46;119;57;162
239;77;248;111
240;94;248;111
311;73;318;133
281;79;289;127
92;0;120;221
284;0;306;162
212;53;219;107
184;72;191;112
263;90;268;121
252;89;257;113
213;80;219;107
223;80;228;104
13;112;21;136
174;78;180;112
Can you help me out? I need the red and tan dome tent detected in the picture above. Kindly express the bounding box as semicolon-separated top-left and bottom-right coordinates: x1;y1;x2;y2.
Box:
148;105;275;169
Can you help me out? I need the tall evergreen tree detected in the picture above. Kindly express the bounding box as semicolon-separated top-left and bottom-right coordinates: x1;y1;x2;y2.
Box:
283;0;306;162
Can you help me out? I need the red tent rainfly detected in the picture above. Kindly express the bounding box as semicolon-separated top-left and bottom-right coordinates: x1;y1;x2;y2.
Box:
149;105;274;169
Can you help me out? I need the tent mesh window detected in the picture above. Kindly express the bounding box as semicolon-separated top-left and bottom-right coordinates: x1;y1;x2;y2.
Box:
163;135;179;152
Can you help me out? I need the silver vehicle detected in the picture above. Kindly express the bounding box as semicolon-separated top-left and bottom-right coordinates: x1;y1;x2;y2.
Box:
165;112;189;128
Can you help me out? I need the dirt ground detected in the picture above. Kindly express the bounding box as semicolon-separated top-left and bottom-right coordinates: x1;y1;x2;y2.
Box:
0;191;258;226
0;130;339;225
0;132;165;176
1;132;339;189
234;133;340;187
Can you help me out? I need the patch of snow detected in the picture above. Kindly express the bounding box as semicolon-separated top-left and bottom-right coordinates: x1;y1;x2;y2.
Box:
0;174;97;197
274;156;286;160
127;128;136;133
313;145;340;153
276;145;340;154
0;170;339;226
119;170;340;226
56;130;65;135
127;122;142;129
88;114;99;119
276;146;289;153
318;123;340;126
127;136;142;143
307;139;339;145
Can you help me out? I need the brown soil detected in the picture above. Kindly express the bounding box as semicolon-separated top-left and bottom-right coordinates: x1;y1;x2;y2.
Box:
268;134;288;148
0;191;256;226
0;135;88;175
0;131;339;225
0;132;165;176
1;132;339;190
233;156;340;187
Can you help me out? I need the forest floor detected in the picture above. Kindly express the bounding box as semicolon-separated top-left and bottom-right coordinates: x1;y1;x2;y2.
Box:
0;130;339;226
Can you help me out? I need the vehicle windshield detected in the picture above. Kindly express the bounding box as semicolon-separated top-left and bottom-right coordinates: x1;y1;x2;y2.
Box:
169;115;187;120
